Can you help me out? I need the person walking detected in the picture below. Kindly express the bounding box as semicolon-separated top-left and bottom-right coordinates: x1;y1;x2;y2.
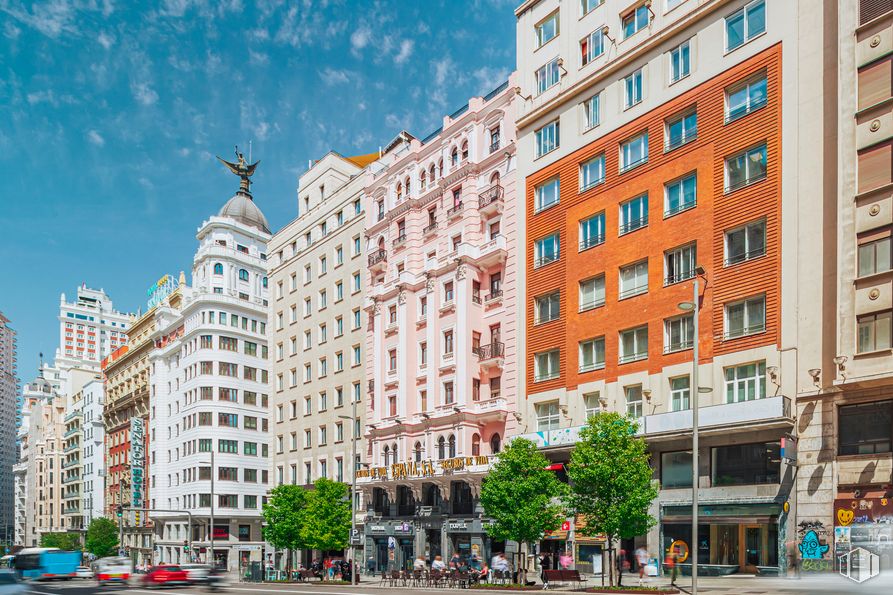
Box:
635;546;649;586
539;552;551;590
432;555;447;571
414;555;427;571
665;547;679;587
366;556;375;576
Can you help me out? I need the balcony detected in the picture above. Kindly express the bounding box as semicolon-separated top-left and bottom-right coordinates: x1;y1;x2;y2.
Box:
478;185;504;215
462;235;507;268
489;138;501;154
619;216;648;235
368;249;387;272
447;202;464;219
393;234;407;250
474;342;505;370
485;289;503;306
423;222;437;235
472;291;482;305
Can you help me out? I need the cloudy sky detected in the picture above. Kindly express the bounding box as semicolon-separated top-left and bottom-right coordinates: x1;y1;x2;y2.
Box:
0;0;516;377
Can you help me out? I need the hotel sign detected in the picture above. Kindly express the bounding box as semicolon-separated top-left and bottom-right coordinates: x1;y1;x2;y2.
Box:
356;455;491;481
146;274;176;310
130;417;145;509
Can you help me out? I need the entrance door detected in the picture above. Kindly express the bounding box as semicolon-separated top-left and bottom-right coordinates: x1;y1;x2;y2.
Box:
743;525;763;572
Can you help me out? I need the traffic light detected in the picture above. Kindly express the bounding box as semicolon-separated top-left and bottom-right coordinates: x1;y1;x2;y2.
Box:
116;505;123;518
134;511;141;525
183;540;189;552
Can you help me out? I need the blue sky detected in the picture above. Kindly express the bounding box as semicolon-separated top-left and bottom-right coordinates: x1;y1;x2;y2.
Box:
0;0;516;380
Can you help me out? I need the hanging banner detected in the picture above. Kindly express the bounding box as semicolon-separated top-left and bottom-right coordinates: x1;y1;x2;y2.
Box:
130;417;145;509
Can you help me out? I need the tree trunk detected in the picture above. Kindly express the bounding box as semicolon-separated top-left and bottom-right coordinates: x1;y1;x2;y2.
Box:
607;538;614;587
286;548;293;581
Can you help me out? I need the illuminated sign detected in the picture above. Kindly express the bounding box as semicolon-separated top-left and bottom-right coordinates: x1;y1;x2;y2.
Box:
356;455;491;481
130;417;145;509
146;274;176;310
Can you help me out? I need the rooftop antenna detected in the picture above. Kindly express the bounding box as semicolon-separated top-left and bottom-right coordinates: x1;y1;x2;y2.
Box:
38;352;44;376
248;140;252;163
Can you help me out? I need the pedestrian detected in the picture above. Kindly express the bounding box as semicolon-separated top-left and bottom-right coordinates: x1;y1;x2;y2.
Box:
450;553;461;570
367;556;375;576
432;555;446;571
635;546;649;586
414;555;427;571
559;552;572;570
616;548;628;587
539;552;551;589
664;547;678;587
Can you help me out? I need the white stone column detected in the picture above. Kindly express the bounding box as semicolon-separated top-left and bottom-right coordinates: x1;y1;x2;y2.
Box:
455;264;469;407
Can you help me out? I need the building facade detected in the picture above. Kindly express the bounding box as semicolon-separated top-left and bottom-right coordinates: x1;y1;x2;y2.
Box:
149;165;272;571
0;312;18;544
267;150;374;565
514;0;834;575
794;0;893;574
359;79;520;570
56;286;129;371
61;378;105;533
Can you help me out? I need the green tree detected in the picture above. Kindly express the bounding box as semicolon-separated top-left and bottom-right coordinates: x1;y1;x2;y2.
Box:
40;532;82;551
480;437;567;581
566;412;659;586
301;478;351;554
262;484;308;578
85;517;119;558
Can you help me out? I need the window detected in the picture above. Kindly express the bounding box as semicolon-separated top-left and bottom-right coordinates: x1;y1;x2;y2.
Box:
669;39;691;82
838;401;893;455
535;120;560;158
725;0;765;51
620;133;648;172
536;402;560;431
535;292;561;324
580;154;605;191
625;385;643;417
535;11;559;47
665;315;694;353
336;245;344;265
388;349;397;372
725;295;766;338
665;173;697;216
624;69;644;108
443;281;454;303
619;325;648;363
536;58;561;95
670;376;691;411
535;177;560;212
724;361;766;402
353;309;361;329
665;243;696;285
444;381;455;404
622;5;649;38
579;212;605;250
583;392;601;418
712;441;780;486
579;337;605;372
858;232;892;276
582;0;603;14
219;336;237;351
335;281;343;301
213;263;223;275
726;74;767;122
218;439;238;454
725;219;766;265
419;342;428;367
352;272;361;293
725;144;767;191
581;29;605;66
582;93;600;130
619;260;648;299
534;233;560;267
858;311;892;353
238;269;249;282
579;275;606;311
443;330;454;355
665;111;697;151
534;349;560;381
661;451;693;488
388;305;397;325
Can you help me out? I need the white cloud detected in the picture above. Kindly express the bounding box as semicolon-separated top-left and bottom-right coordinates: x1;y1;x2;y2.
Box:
87;130;105;146
97;31;113;49
3;21;21;39
2;0;77;38
433;56;455;86
248;50;269;66
350;25;370;53
26;90;56;106
394;39;414;65
472;66;511;94
385;112;413;131
131;82;159;106
319;67;351;86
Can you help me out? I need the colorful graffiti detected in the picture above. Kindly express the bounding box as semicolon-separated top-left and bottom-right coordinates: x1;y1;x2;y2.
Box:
799;530;830;559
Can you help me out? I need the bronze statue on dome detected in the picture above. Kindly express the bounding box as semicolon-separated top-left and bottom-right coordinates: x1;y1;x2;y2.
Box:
217;146;259;194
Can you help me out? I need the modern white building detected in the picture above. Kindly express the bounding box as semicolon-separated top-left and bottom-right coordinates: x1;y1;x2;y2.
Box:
62;379;105;533
1;312;18;544
149;164;272;571
56;286;130;372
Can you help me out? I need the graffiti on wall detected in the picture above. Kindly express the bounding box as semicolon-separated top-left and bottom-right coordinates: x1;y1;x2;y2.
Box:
797;520;831;570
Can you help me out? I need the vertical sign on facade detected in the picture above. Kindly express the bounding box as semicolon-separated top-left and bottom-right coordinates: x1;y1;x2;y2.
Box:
130;417;145;511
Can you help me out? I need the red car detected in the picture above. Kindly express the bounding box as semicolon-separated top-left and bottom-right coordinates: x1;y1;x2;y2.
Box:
142;565;190;588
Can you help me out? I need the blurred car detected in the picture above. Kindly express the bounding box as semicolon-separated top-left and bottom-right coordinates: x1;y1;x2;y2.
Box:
93;556;132;586
180;563;211;584
142;565;189;588
0;570;27;595
75;565;93;579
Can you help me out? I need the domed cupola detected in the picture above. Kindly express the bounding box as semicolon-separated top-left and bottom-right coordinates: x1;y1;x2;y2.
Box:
216;147;271;234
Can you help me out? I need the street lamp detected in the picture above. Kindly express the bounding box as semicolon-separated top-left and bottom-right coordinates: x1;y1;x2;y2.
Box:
676;265;709;595
337;395;359;585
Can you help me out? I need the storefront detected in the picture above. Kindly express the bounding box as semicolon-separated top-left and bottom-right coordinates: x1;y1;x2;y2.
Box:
660;503;782;575
832;496;893;572
366;521;416;571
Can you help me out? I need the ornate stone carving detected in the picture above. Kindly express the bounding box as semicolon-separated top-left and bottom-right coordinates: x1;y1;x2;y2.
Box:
456;263;467;280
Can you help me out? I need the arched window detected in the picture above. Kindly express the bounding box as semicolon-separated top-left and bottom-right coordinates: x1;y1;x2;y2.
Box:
490;171;501;187
414;441;423;462
429;163;436;181
396;182;403;202
377;236;385;251
391;442;398;464
238;269;249;282
448;434;456;458
461;140;469;161
437;158;443;177
213;263;223;275
437;436;446;460
420;171;427;191
405;177;411;195
471;434;481;457
450;147;459;167
262;276;268;288
383;445;390;466
490;433;501;454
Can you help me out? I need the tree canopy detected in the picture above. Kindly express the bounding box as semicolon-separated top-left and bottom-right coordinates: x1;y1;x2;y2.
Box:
40;532;82;551
85;517;119;558
262;484;309;554
480;437;567;547
301;478;352;552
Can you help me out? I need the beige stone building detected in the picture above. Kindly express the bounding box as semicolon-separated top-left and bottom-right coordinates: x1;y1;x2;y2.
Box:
268;151;376;564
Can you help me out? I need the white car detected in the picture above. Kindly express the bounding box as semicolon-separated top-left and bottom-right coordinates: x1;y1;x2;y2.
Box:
0;571;26;595
76;565;94;579
180;563;211;584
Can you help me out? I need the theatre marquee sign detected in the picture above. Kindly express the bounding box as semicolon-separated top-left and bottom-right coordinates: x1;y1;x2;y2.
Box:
356;455;491;482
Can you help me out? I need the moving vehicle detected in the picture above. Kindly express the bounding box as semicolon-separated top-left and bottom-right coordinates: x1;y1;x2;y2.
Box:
75;566;93;579
142;565;189;588
12;548;81;580
0;571;26;595
93;556;132;585
180;563;211;584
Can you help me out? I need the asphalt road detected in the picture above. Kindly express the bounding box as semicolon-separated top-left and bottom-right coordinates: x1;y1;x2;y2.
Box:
21;574;893;595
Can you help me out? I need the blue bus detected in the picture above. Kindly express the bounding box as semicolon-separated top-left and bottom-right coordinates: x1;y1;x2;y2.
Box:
12;548;81;580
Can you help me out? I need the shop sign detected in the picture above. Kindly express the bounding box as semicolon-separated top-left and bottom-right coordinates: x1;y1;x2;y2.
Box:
147;274;176;310
395;522;412;532
448;521;468;531
831;497;893;573
370;525;387;533
236;545;262;551
130;417;145;509
780;435;797;463
356;455;491;481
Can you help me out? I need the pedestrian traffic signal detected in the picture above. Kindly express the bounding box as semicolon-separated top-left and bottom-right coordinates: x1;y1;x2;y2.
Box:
116;505;123;518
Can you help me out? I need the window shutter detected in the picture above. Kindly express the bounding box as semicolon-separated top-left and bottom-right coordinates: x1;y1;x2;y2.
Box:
858;56;892;111
858;140;893;193
860;0;892;25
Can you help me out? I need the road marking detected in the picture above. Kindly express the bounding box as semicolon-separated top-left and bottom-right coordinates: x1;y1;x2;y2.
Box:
227;588;378;595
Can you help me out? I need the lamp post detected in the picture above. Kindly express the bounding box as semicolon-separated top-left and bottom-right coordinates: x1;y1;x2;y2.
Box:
677;265;707;595
210;448;215;569
338;396;359;585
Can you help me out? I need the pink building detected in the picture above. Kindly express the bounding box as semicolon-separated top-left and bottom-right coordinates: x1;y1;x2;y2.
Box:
359;76;519;569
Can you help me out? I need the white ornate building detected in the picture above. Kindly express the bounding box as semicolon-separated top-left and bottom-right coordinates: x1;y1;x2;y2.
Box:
149;165;272;570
